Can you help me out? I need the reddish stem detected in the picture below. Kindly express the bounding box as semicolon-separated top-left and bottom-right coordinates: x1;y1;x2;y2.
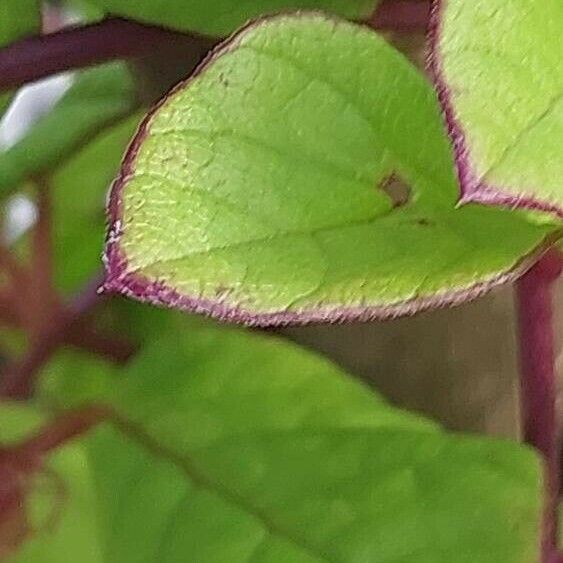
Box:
0;275;105;399
0;406;108;557
516;249;562;563
0;303;136;364
0;17;211;94
0;2;430;94
0;242;31;326
18;406;109;459
0;266;137;364
0;294;16;321
0;244;27;287
30;182;57;341
371;0;430;32
65;321;136;364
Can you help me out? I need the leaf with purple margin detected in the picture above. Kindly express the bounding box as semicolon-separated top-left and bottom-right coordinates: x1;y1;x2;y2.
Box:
429;0;563;217
104;14;561;326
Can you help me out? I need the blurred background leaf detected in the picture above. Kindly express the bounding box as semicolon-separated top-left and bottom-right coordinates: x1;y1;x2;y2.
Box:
0;0;41;116
0;63;138;198
7;324;541;563
80;0;380;36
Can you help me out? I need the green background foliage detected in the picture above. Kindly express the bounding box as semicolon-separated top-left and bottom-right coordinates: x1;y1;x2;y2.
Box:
0;63;138;197
82;0;378;36
0;0;41;115
10;325;542;563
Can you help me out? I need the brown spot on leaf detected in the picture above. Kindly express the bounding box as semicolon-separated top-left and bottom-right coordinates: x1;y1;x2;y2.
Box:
414;218;434;227
378;174;411;208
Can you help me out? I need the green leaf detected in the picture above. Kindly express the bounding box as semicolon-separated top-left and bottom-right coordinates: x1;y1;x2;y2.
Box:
0;63;138;197
25;325;541;562
0;402;45;445
86;427;539;563
0;0;40;46
0;0;41;115
84;0;378;36
430;0;563;217
39;349;119;410
106;326;437;443
60;0;105;23
104;14;561;326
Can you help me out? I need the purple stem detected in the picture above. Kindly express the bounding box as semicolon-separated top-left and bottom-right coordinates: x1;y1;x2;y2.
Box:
371;0;430;32
0;17;207;94
516;249;562;563
0;273;106;400
0;2;430;94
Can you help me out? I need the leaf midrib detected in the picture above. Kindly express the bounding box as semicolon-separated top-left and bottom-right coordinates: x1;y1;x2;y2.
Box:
108;414;335;563
126;206;400;273
102;418;535;563
482;91;563;183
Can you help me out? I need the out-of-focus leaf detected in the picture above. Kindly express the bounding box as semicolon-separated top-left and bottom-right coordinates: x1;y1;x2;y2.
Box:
105;14;561;326
21;324;542;563
84;0;379;36
0;0;41;115
430;0;563;217
100;298;203;347
0;63;138;197
61;0;105;22
0;0;40;46
38;350;118;410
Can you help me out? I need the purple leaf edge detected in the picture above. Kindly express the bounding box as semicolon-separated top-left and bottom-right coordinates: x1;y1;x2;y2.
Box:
426;0;563;220
103;12;559;327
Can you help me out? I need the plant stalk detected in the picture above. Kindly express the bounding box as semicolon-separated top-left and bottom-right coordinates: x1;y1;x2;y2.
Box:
0;275;106;399
370;0;430;32
516;249;562;563
0;18;206;94
30;180;57;341
17;406;109;458
0;2;430;94
0;406;108;558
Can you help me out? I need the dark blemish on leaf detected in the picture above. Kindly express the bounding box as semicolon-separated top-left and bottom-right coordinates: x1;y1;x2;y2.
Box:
378;173;411;208
218;73;229;87
414;218;434;227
